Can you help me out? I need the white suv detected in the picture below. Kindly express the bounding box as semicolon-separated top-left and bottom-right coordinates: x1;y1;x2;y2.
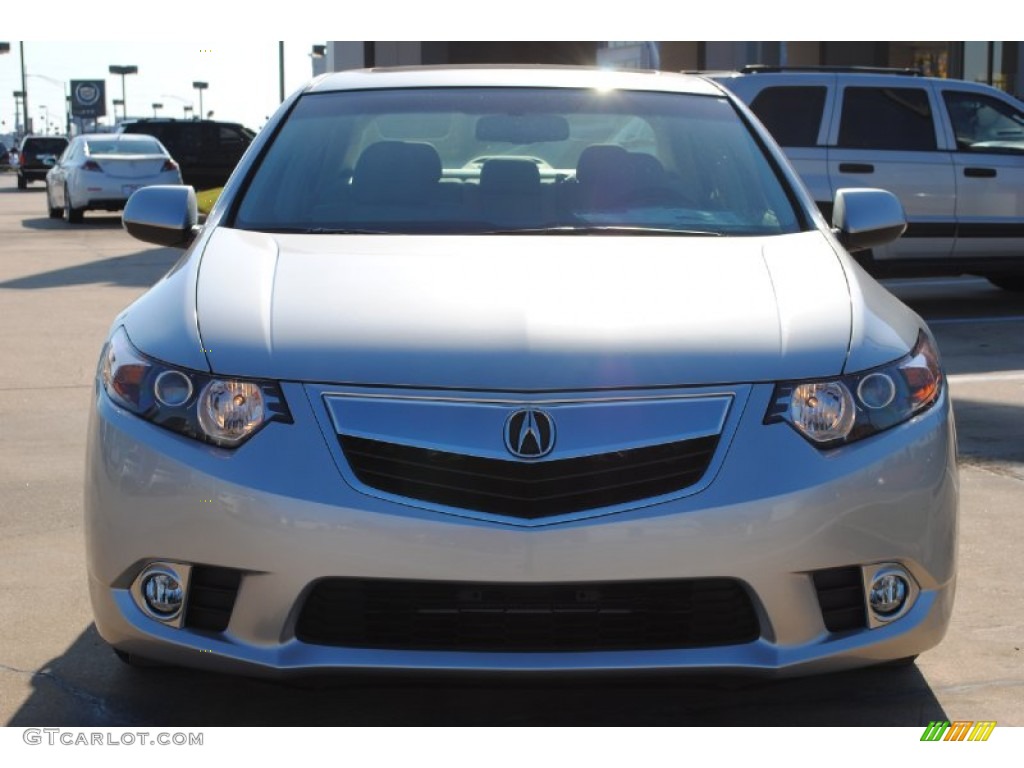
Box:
716;66;1024;291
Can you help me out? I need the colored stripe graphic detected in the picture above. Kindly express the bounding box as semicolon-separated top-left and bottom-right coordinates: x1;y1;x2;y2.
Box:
968;722;996;742
920;720;996;741
945;721;973;741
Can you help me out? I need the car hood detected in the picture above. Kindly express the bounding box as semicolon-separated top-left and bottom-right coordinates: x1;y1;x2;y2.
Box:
193;228;852;389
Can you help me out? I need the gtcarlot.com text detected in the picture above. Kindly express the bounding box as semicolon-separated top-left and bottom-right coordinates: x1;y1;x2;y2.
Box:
23;729;203;746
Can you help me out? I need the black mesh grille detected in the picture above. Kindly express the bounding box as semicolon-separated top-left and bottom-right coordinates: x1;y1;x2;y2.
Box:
296;577;760;652
339;434;719;519
812;567;867;633
184;566;242;632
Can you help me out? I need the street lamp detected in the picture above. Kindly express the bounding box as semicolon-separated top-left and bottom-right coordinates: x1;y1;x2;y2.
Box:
183;105;194;120
109;64;138;118
192;81;208;119
113;98;124;121
152;102;163;117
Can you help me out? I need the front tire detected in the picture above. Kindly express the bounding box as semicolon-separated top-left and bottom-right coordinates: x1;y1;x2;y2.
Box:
64;185;84;223
987;275;1024;292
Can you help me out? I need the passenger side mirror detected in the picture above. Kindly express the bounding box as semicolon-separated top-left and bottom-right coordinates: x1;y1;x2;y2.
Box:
831;188;907;252
123;186;199;249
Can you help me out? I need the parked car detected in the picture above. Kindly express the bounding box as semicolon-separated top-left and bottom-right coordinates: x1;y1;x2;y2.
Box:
16;135;69;189
118;118;254;191
715;65;1024;291
44;134;182;223
87;66;957;678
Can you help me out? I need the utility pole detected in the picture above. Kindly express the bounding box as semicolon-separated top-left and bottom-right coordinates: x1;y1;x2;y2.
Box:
20;43;31;134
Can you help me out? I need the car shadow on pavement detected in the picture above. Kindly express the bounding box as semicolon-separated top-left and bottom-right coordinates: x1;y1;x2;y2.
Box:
0;184;45;194
21;215;124;231
951;397;1024;473
0;247;180;290
5;625;949;727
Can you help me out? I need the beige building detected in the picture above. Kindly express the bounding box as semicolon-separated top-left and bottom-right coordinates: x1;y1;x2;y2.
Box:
321;41;1023;98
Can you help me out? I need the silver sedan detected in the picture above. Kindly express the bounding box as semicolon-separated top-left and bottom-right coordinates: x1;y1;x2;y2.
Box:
45;134;182;223
86;67;957;678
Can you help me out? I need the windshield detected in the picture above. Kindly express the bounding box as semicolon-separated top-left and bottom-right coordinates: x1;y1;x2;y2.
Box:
86;138;165;155
234;87;804;236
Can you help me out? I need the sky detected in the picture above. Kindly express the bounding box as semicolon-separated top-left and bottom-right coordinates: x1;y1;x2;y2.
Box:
0;41;322;134
0;3;987;139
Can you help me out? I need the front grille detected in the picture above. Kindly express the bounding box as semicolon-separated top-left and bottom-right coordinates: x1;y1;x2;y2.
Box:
339;434;719;519
296;577;760;652
184;566;242;632
812;567;867;632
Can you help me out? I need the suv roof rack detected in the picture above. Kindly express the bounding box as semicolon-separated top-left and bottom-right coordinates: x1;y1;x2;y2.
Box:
740;64;924;76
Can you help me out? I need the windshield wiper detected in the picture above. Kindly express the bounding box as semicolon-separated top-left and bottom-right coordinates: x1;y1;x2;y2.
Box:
475;225;724;236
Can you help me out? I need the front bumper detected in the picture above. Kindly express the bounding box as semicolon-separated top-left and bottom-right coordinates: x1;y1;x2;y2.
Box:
85;381;958;677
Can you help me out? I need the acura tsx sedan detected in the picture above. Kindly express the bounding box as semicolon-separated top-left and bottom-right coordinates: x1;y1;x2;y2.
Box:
86;66;958;677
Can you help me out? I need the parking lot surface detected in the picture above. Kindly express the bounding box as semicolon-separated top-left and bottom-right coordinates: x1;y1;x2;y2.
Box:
1;172;1022;725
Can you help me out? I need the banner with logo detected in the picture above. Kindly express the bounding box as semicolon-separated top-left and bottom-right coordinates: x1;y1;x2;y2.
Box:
70;80;106;118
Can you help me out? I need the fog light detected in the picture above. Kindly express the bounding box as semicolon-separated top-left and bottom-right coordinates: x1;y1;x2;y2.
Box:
869;572;908;617
141;567;184;619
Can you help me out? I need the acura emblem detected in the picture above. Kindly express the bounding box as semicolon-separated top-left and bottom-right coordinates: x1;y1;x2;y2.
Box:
504;409;555;458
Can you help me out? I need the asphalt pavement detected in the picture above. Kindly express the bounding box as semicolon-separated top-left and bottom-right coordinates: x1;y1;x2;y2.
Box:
1;172;1022;726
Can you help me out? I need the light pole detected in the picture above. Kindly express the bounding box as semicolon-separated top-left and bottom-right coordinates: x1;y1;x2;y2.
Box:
109;65;137;118
113;99;124;122
183;105;194;120
19;43;31;134
279;42;285;103
13;90;25;134
152;102;163;117
192;81;208;119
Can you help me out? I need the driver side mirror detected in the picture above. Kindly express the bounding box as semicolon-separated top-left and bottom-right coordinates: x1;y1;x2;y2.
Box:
122;185;199;249
831;188;907;252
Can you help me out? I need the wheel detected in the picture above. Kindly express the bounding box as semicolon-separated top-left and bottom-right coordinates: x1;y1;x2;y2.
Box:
46;187;62;219
64;185;84;223
987;275;1024;292
17;174;27;190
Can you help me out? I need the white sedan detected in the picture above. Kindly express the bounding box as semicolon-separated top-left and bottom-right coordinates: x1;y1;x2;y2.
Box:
45;134;182;223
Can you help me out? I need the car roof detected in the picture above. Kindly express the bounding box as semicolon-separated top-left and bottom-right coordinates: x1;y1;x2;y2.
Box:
307;65;724;97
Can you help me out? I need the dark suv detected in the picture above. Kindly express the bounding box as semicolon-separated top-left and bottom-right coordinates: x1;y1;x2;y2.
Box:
118;119;254;190
17;135;70;189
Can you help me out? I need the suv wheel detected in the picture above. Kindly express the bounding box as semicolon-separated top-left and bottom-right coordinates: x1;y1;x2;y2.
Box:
64;185;84;224
987;275;1024;292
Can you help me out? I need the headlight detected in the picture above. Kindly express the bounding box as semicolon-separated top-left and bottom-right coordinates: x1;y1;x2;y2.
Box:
98;326;291;447
765;331;943;447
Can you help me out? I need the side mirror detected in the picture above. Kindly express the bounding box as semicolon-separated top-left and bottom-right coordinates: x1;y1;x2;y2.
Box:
831;188;907;252
123;186;199;249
